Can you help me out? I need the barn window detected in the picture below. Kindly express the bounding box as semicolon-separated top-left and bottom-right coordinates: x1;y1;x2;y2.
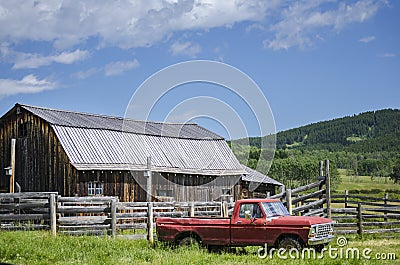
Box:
18;121;28;138
88;182;103;196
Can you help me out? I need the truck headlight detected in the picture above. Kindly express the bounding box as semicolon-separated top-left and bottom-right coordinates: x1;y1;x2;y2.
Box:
309;227;316;238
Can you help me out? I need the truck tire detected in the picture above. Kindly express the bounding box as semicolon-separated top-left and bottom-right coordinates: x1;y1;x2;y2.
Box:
179;236;200;247
278;236;302;250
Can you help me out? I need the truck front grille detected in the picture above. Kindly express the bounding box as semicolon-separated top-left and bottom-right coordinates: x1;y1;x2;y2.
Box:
316;224;332;238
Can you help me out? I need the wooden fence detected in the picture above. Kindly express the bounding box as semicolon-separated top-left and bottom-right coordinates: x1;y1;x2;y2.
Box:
268;160;331;218
2;160;399;239
331;191;400;235
0;192;228;238
0;192;57;233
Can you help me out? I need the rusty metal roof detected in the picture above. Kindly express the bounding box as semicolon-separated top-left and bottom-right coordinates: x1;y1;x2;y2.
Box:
19;104;244;175
242;166;283;186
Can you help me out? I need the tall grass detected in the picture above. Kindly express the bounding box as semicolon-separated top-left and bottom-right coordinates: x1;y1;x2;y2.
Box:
1;231;399;265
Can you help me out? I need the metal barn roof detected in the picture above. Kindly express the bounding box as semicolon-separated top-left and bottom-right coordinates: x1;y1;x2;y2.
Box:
19;104;244;175
20;104;223;140
242;166;284;186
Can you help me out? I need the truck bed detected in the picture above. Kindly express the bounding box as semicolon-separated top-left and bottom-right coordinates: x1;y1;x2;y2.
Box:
156;217;231;245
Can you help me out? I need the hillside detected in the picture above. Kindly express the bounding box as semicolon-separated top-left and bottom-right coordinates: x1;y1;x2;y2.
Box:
246;109;400;152
231;109;400;186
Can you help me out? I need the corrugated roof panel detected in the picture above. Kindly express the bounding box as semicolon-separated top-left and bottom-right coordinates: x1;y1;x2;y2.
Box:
21;104;223;140
242;166;284;186
52;126;244;175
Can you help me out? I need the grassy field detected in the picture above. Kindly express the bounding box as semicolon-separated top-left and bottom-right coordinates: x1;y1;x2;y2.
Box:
0;231;399;265
333;169;400;198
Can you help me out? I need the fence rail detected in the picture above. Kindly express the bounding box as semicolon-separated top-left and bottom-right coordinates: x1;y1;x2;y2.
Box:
331;191;400;235
268;160;331;218
0;192;229;238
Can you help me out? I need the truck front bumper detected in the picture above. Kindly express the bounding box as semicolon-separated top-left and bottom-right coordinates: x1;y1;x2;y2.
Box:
308;235;334;246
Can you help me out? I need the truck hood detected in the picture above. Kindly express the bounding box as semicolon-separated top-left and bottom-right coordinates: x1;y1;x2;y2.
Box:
267;215;332;226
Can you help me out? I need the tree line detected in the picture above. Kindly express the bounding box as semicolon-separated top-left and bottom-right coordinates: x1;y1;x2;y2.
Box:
230;108;400;186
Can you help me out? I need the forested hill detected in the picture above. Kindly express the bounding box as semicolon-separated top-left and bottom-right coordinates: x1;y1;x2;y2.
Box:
248;109;400;152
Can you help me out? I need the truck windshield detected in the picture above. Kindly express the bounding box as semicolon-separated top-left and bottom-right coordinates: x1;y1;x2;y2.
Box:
261;202;290;217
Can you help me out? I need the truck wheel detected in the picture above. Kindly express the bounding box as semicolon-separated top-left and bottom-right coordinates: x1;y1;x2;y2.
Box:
179;236;200;247
278;237;302;250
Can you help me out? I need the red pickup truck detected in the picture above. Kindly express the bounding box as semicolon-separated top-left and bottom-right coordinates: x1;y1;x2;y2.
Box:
156;198;334;250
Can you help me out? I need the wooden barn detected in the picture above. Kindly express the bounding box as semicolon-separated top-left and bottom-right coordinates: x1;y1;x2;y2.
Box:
0;104;282;202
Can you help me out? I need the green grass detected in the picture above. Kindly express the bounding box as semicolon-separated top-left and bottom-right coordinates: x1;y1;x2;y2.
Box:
333;169;400;199
1;231;399;264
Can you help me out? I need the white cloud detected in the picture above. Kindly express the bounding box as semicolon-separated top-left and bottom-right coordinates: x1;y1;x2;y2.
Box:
359;35;376;43
265;0;386;50
0;46;89;69
72;60;140;79
71;67;99;79
0;1;387;53
245;23;265;32
0;75;57;97
0;1;274;50
378;53;396;58
170;41;201;57
104;59;140;76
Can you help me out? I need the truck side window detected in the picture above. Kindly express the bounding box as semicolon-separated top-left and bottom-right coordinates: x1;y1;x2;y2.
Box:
239;203;263;218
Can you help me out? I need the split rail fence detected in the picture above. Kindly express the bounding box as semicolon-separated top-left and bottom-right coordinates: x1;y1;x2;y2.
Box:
0;192;229;239
268;160;331;218
330;191;400;235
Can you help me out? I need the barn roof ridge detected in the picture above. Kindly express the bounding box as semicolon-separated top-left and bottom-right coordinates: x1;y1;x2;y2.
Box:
17;103;224;140
18;103;198;125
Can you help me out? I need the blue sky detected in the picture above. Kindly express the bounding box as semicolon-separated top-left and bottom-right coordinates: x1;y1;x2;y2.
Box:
0;0;399;139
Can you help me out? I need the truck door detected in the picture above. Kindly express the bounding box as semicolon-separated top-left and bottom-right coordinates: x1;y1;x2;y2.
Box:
231;202;266;246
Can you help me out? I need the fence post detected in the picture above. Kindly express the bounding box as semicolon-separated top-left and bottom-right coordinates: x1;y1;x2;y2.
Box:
286;189;292;215
111;199;117;238
49;193;56;238
384;193;388;222
319;160;324;177
146;157;152;202
344;190;348;208
222;201;228;218
325;160;331;218
295;194;300;216
357;203;363;237
147;203;154;245
10;139;16;193
189;202;195;217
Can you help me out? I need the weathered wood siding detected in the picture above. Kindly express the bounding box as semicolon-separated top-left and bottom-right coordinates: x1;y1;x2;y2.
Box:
150;172;240;202
0;106;74;195
240;181;276;199
76;170;146;202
